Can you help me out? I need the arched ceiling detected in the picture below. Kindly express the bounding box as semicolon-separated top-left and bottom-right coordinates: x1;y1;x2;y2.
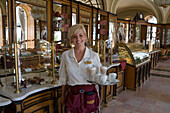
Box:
107;0;170;24
76;0;170;24
117;0;149;10
118;1;161;22
75;0;104;9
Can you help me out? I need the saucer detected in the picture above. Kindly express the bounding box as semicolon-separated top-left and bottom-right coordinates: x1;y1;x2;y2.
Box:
97;79;119;85
109;79;119;84
87;79;97;84
87;79;119;85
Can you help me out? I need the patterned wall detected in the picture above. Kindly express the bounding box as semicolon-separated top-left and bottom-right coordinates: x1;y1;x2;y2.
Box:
18;0;46;6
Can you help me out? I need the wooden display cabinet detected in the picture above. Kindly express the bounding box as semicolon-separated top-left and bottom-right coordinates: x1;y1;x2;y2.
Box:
150;50;161;69
4;86;63;113
99;83;117;107
160;24;170;48
107;62;125;94
99;85;105;109
0;96;11;113
4;88;52;113
102;85;116;107
114;43;151;90
0;107;5;113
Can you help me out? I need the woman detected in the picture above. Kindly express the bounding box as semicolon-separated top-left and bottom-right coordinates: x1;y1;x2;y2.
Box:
59;24;101;113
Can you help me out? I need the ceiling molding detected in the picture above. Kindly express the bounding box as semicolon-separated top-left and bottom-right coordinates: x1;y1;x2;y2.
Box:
109;0;165;23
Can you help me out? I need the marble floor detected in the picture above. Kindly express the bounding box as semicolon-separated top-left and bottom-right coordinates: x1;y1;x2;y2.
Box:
101;59;170;113
150;59;170;78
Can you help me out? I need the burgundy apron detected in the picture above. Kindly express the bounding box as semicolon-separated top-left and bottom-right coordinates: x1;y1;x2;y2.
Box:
65;84;99;113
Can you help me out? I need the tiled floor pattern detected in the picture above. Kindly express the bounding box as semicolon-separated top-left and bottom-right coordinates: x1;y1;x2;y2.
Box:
150;59;170;78
153;59;170;71
150;70;170;77
101;60;170;113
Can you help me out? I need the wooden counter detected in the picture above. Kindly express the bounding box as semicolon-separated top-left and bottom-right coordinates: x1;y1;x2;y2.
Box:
0;71;63;113
107;63;125;95
125;59;151;90
0;96;12;113
149;50;161;69
0;71;117;112
0;82;62;113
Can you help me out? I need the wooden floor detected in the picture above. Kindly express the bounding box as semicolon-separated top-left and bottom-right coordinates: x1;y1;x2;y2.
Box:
101;59;170;113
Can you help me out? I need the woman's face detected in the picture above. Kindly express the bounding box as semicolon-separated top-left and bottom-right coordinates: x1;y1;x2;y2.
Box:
71;29;86;48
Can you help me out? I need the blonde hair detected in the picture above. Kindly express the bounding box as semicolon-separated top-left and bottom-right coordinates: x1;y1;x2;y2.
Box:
68;24;87;45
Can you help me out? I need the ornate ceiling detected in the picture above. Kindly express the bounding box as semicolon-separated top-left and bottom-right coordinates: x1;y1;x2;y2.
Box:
76;0;170;24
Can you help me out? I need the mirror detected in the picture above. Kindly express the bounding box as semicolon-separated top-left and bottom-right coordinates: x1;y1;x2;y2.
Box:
0;0;7;48
53;2;71;49
15;0;47;49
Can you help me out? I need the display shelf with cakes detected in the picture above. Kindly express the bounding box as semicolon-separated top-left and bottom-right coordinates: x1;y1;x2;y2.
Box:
0;42;62;113
18;40;61;87
114;43;151;90
0;44;16;87
19;40;52;74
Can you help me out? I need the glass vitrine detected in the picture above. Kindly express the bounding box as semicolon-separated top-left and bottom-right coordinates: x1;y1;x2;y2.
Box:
114;43;149;66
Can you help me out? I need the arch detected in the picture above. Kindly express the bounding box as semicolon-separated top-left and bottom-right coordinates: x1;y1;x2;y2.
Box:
18;4;35;48
110;0;119;14
0;1;5;15
106;0;114;12
145;15;157;23
142;0;163;23
111;0;163;23
165;8;170;23
101;0;106;11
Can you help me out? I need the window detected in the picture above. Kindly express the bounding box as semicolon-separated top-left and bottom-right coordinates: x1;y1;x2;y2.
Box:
145;15;157;46
0;6;3;48
16;6;27;48
72;13;76;25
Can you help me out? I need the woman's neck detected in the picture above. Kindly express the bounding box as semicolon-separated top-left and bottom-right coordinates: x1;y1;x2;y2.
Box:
74;46;86;53
74;46;86;63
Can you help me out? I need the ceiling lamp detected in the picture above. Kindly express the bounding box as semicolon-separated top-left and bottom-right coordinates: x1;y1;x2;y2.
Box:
30;6;45;20
154;0;170;8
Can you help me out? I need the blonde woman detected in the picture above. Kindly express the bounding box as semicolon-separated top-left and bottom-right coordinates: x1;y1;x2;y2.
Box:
59;24;101;113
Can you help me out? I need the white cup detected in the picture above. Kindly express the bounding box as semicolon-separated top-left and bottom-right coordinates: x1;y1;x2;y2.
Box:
100;66;108;75
100;75;108;83
89;67;96;81
109;73;117;83
95;73;101;82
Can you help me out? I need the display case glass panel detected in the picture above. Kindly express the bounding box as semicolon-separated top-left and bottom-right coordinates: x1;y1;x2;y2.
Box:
114;43;149;66
117;45;133;65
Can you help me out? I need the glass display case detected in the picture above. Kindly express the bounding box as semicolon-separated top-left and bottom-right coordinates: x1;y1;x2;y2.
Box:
113;42;151;90
114;43;149;66
20;40;51;74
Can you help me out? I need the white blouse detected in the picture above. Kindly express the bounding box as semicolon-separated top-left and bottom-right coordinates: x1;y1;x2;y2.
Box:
58;47;101;86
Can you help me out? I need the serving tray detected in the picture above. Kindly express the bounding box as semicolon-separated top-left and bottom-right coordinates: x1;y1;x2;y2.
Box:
87;79;119;85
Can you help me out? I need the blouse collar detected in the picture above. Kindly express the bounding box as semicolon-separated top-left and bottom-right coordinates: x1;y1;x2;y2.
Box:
69;47;91;59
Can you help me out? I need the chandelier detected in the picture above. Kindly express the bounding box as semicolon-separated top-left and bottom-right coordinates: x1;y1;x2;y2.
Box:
30;6;45;20
154;0;170;8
